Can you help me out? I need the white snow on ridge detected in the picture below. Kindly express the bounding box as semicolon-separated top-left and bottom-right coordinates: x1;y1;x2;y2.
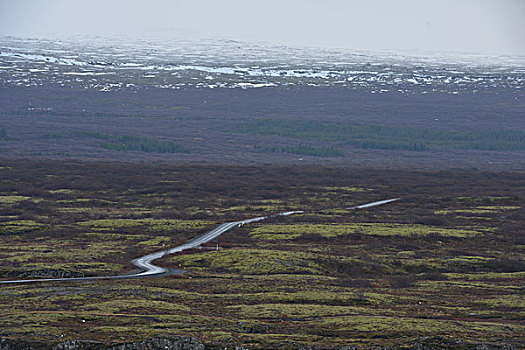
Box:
0;51;88;66
236;82;277;88
1;36;523;92
64;71;96;76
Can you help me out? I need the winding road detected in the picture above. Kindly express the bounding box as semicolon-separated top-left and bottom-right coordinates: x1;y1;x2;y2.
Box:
0;199;399;285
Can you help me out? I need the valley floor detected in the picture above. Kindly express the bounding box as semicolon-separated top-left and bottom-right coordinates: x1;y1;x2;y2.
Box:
0;160;523;349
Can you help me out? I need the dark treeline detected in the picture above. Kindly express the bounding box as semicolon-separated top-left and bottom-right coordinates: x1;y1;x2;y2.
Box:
256;144;344;157
243;119;525;152
78;132;191;154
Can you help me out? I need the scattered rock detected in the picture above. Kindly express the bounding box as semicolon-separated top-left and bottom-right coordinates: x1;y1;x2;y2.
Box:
0;269;85;279
237;322;271;334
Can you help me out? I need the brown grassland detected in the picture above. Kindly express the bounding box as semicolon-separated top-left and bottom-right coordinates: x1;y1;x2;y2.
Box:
0;159;523;349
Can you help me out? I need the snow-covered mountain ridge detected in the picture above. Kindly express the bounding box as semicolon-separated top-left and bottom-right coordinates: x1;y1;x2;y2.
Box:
1;36;523;93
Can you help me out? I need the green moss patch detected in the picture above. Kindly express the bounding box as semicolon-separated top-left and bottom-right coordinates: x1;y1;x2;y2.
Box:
249;223;481;240
81;299;191;314
77;218;212;232
323;186;372;192
0;220;44;235
0;195;31;204
228;303;371;319
171;248;322;275
436;206;520;215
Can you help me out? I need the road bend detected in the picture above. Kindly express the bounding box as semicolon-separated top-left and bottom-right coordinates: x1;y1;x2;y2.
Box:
0;211;303;284
0;198;399;285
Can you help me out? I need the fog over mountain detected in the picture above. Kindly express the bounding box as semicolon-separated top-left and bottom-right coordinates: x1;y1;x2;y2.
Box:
1;0;524;56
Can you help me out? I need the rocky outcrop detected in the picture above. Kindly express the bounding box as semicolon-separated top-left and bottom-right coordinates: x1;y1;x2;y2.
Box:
334;337;515;350
1;338;45;350
106;336;205;350
0;336;205;350
1;336;516;350
53;340;102;350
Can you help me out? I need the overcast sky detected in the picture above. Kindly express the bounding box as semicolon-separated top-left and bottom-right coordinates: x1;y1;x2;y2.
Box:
1;0;524;55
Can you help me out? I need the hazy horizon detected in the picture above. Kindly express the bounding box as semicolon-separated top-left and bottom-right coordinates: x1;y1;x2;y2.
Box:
1;0;524;57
